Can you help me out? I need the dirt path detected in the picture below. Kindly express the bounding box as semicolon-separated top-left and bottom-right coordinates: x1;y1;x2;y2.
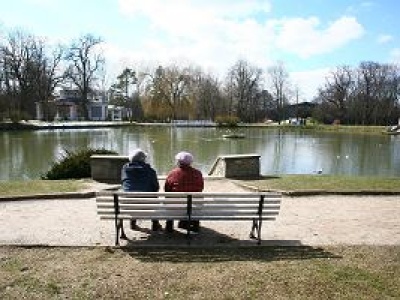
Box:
0;179;399;247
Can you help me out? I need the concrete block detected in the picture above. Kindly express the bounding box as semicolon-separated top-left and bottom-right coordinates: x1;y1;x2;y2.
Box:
90;155;129;184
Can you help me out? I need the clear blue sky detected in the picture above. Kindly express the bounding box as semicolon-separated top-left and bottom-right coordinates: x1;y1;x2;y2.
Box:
1;0;399;101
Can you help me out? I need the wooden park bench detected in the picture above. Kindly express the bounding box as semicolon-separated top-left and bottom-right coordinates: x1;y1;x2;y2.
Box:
96;191;282;246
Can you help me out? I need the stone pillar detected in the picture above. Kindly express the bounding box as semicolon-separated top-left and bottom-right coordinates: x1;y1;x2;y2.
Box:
208;154;261;179
90;155;129;183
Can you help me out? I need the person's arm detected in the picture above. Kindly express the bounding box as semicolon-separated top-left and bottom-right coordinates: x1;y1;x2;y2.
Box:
121;164;129;192
197;171;204;191
151;169;160;192
199;175;204;191
164;172;173;192
164;178;171;192
121;164;126;181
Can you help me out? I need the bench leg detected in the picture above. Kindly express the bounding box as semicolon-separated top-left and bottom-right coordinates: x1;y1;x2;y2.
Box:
250;219;262;244
115;219;128;246
119;220;128;240
257;220;263;245
115;219;120;246
250;219;258;239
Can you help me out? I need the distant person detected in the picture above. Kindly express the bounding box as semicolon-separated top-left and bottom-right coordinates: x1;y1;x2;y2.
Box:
121;148;161;231
164;151;204;233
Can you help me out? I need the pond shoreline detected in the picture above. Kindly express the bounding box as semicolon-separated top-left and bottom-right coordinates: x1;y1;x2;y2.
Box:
0;120;388;136
0;121;133;131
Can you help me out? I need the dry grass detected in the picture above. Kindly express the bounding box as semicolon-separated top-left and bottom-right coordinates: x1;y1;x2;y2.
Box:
278;124;387;135
0;245;399;299
0;180;86;197
2;176;400;198
239;175;400;193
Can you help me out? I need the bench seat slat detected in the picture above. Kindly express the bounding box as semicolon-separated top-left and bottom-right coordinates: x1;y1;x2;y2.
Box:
98;212;187;218
96;200;188;205
97;192;281;199
192;204;281;209
190;216;278;221
99;215;278;221
98;210;186;215
97;203;186;207
192;200;281;205
96;199;281;205
119;197;187;202
97;210;279;217
192;210;279;218
98;208;186;214
97;204;280;214
96;192;280;198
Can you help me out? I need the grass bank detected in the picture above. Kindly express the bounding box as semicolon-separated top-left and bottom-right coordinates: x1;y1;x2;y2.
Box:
241;123;387;135
0;245;398;299
279;124;387;135
305;124;386;134
239;175;400;194
1;176;400;197
0;180;86;197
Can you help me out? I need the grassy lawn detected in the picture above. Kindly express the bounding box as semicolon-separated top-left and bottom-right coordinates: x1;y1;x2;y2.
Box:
296;124;387;135
247;124;387;135
239;175;400;194
0;180;86;197
0;245;399;299
1;176;400;196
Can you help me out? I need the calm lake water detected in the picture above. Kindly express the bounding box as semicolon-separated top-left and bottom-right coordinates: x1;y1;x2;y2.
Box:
1;126;400;180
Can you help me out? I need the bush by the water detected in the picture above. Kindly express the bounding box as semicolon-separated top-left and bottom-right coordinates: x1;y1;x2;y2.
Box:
42;148;118;180
215;115;239;127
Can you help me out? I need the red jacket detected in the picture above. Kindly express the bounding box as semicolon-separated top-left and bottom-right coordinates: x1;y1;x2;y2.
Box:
164;165;204;192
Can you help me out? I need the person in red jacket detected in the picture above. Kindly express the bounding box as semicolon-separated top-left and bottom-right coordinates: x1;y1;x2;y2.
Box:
164;151;204;232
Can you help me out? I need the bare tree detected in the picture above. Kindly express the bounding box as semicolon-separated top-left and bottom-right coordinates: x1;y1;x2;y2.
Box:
314;61;400;125
1;30;37;119
224;60;263;122
267;61;291;124
31;44;64;121
190;71;222;121
0;30;64;121
64;34;104;120
316;66;354;123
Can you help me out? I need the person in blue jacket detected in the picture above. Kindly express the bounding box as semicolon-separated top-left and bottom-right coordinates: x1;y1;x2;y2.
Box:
121;148;161;231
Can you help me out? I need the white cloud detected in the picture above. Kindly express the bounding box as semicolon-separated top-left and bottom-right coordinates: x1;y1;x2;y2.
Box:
117;0;273;52
114;0;275;77
116;1;364;65
275;16;365;58
377;34;393;44
291;68;331;101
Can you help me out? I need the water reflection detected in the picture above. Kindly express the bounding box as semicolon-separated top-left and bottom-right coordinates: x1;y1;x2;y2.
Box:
1;127;399;180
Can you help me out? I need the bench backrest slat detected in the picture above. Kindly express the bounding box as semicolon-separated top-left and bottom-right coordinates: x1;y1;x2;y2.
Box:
100;191;281;198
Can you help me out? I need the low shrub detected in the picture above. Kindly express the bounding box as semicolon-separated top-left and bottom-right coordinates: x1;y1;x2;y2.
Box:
42;148;118;180
215;115;240;127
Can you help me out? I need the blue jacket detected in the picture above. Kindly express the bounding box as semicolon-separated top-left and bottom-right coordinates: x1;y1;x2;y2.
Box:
121;161;159;192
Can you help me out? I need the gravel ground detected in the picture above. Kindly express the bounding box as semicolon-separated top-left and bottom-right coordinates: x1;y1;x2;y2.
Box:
0;178;399;247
